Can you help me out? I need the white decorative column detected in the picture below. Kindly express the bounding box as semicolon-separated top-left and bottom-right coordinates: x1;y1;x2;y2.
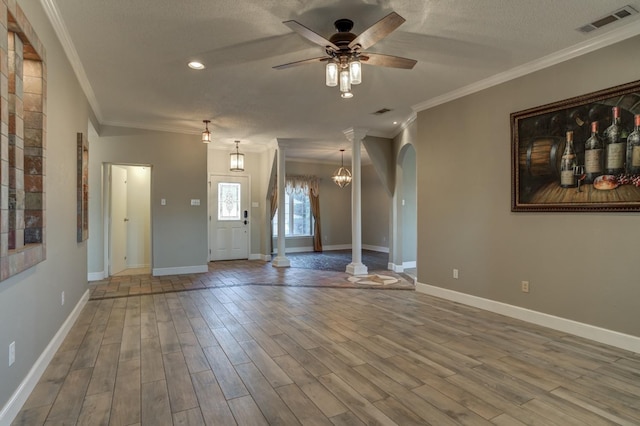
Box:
345;128;368;275
272;145;290;267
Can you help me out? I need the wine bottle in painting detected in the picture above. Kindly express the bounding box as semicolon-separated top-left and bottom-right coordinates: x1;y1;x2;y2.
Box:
627;114;640;174
560;131;577;188
604;106;626;174
584;121;603;184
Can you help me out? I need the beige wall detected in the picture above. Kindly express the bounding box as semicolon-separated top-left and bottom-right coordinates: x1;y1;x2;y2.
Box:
0;0;91;412
416;35;640;337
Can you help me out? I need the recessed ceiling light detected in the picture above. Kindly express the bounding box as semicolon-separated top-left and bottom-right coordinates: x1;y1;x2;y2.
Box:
393;121;398;125
188;61;205;70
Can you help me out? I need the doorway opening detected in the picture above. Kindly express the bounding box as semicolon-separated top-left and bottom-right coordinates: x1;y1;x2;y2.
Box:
104;163;152;276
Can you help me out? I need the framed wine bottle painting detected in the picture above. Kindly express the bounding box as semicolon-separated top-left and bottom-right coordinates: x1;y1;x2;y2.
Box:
511;79;640;212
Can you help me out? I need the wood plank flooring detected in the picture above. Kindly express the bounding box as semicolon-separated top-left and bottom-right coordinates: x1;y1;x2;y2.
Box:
13;284;640;425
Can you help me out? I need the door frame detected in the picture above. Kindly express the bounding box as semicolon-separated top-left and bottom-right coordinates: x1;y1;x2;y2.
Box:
103;162;153;277
208;173;252;261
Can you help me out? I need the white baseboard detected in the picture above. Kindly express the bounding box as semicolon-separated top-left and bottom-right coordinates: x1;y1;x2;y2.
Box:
249;254;271;261
281;246;315;254
126;263;150;269
388;263;403;272
415;282;640;354
87;271;105;281
402;261;416;269
323;244;352;251
152;265;208;276
362;244;389;253
0;289;90;425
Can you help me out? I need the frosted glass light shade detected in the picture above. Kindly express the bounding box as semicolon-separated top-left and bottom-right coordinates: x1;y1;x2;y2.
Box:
349;59;361;85
230;152;244;171
326;61;338;87
339;69;351;93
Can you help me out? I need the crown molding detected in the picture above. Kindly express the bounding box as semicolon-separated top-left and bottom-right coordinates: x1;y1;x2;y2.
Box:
412;20;640;113
40;0;103;121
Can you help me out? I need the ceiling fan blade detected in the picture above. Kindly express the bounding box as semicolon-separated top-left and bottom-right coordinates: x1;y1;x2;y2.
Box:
360;53;417;69
273;57;328;70
284;20;339;51
348;12;405;51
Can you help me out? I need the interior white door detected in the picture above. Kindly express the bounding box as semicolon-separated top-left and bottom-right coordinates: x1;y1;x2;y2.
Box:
111;165;128;275
210;175;249;261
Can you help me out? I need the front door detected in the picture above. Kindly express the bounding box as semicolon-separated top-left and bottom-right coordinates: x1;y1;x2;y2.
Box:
210;175;249;261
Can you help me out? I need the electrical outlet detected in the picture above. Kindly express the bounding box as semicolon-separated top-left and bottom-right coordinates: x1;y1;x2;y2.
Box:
61;291;65;306
9;341;15;366
521;281;529;293
453;268;459;279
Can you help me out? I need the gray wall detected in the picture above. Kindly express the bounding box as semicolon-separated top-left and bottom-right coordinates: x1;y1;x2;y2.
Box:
89;126;208;272
0;0;91;411
417;35;640;337
362;164;390;249
400;146;417;263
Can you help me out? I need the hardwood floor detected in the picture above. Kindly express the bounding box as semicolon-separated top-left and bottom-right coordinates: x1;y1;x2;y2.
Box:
13;282;640;425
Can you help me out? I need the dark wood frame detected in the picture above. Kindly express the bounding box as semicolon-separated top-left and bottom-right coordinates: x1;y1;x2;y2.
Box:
511;79;640;212
77;132;89;241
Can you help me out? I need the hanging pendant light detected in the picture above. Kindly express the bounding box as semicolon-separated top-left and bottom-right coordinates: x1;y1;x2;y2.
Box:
325;60;338;87
349;57;361;85
339;69;351;94
230;140;245;172
332;149;352;188
202;120;211;144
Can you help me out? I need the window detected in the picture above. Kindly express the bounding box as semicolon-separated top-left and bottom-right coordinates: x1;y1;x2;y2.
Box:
273;192;313;237
217;182;241;220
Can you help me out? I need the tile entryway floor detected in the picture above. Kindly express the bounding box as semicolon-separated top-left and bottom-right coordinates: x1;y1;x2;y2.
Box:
89;251;414;300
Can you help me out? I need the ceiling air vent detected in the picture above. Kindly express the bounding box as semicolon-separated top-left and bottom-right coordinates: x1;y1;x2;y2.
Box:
577;5;638;33
372;108;392;115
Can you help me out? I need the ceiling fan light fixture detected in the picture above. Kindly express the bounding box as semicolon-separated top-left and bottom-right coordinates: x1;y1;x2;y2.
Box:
202;120;211;144
340;91;354;99
326;61;338;87
349;58;361;85
230;141;245;172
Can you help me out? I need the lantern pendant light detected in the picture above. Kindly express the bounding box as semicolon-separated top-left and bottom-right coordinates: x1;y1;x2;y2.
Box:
230;140;245;172
332;149;352;188
202;120;212;144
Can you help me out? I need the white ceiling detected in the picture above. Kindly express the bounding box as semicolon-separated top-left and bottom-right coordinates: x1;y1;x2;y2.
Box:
46;0;640;162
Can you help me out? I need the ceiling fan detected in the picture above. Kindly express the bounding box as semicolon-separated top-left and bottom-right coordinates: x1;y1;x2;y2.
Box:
273;12;417;98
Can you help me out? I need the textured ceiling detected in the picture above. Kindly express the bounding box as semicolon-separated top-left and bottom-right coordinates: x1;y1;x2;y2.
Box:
47;0;640;162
